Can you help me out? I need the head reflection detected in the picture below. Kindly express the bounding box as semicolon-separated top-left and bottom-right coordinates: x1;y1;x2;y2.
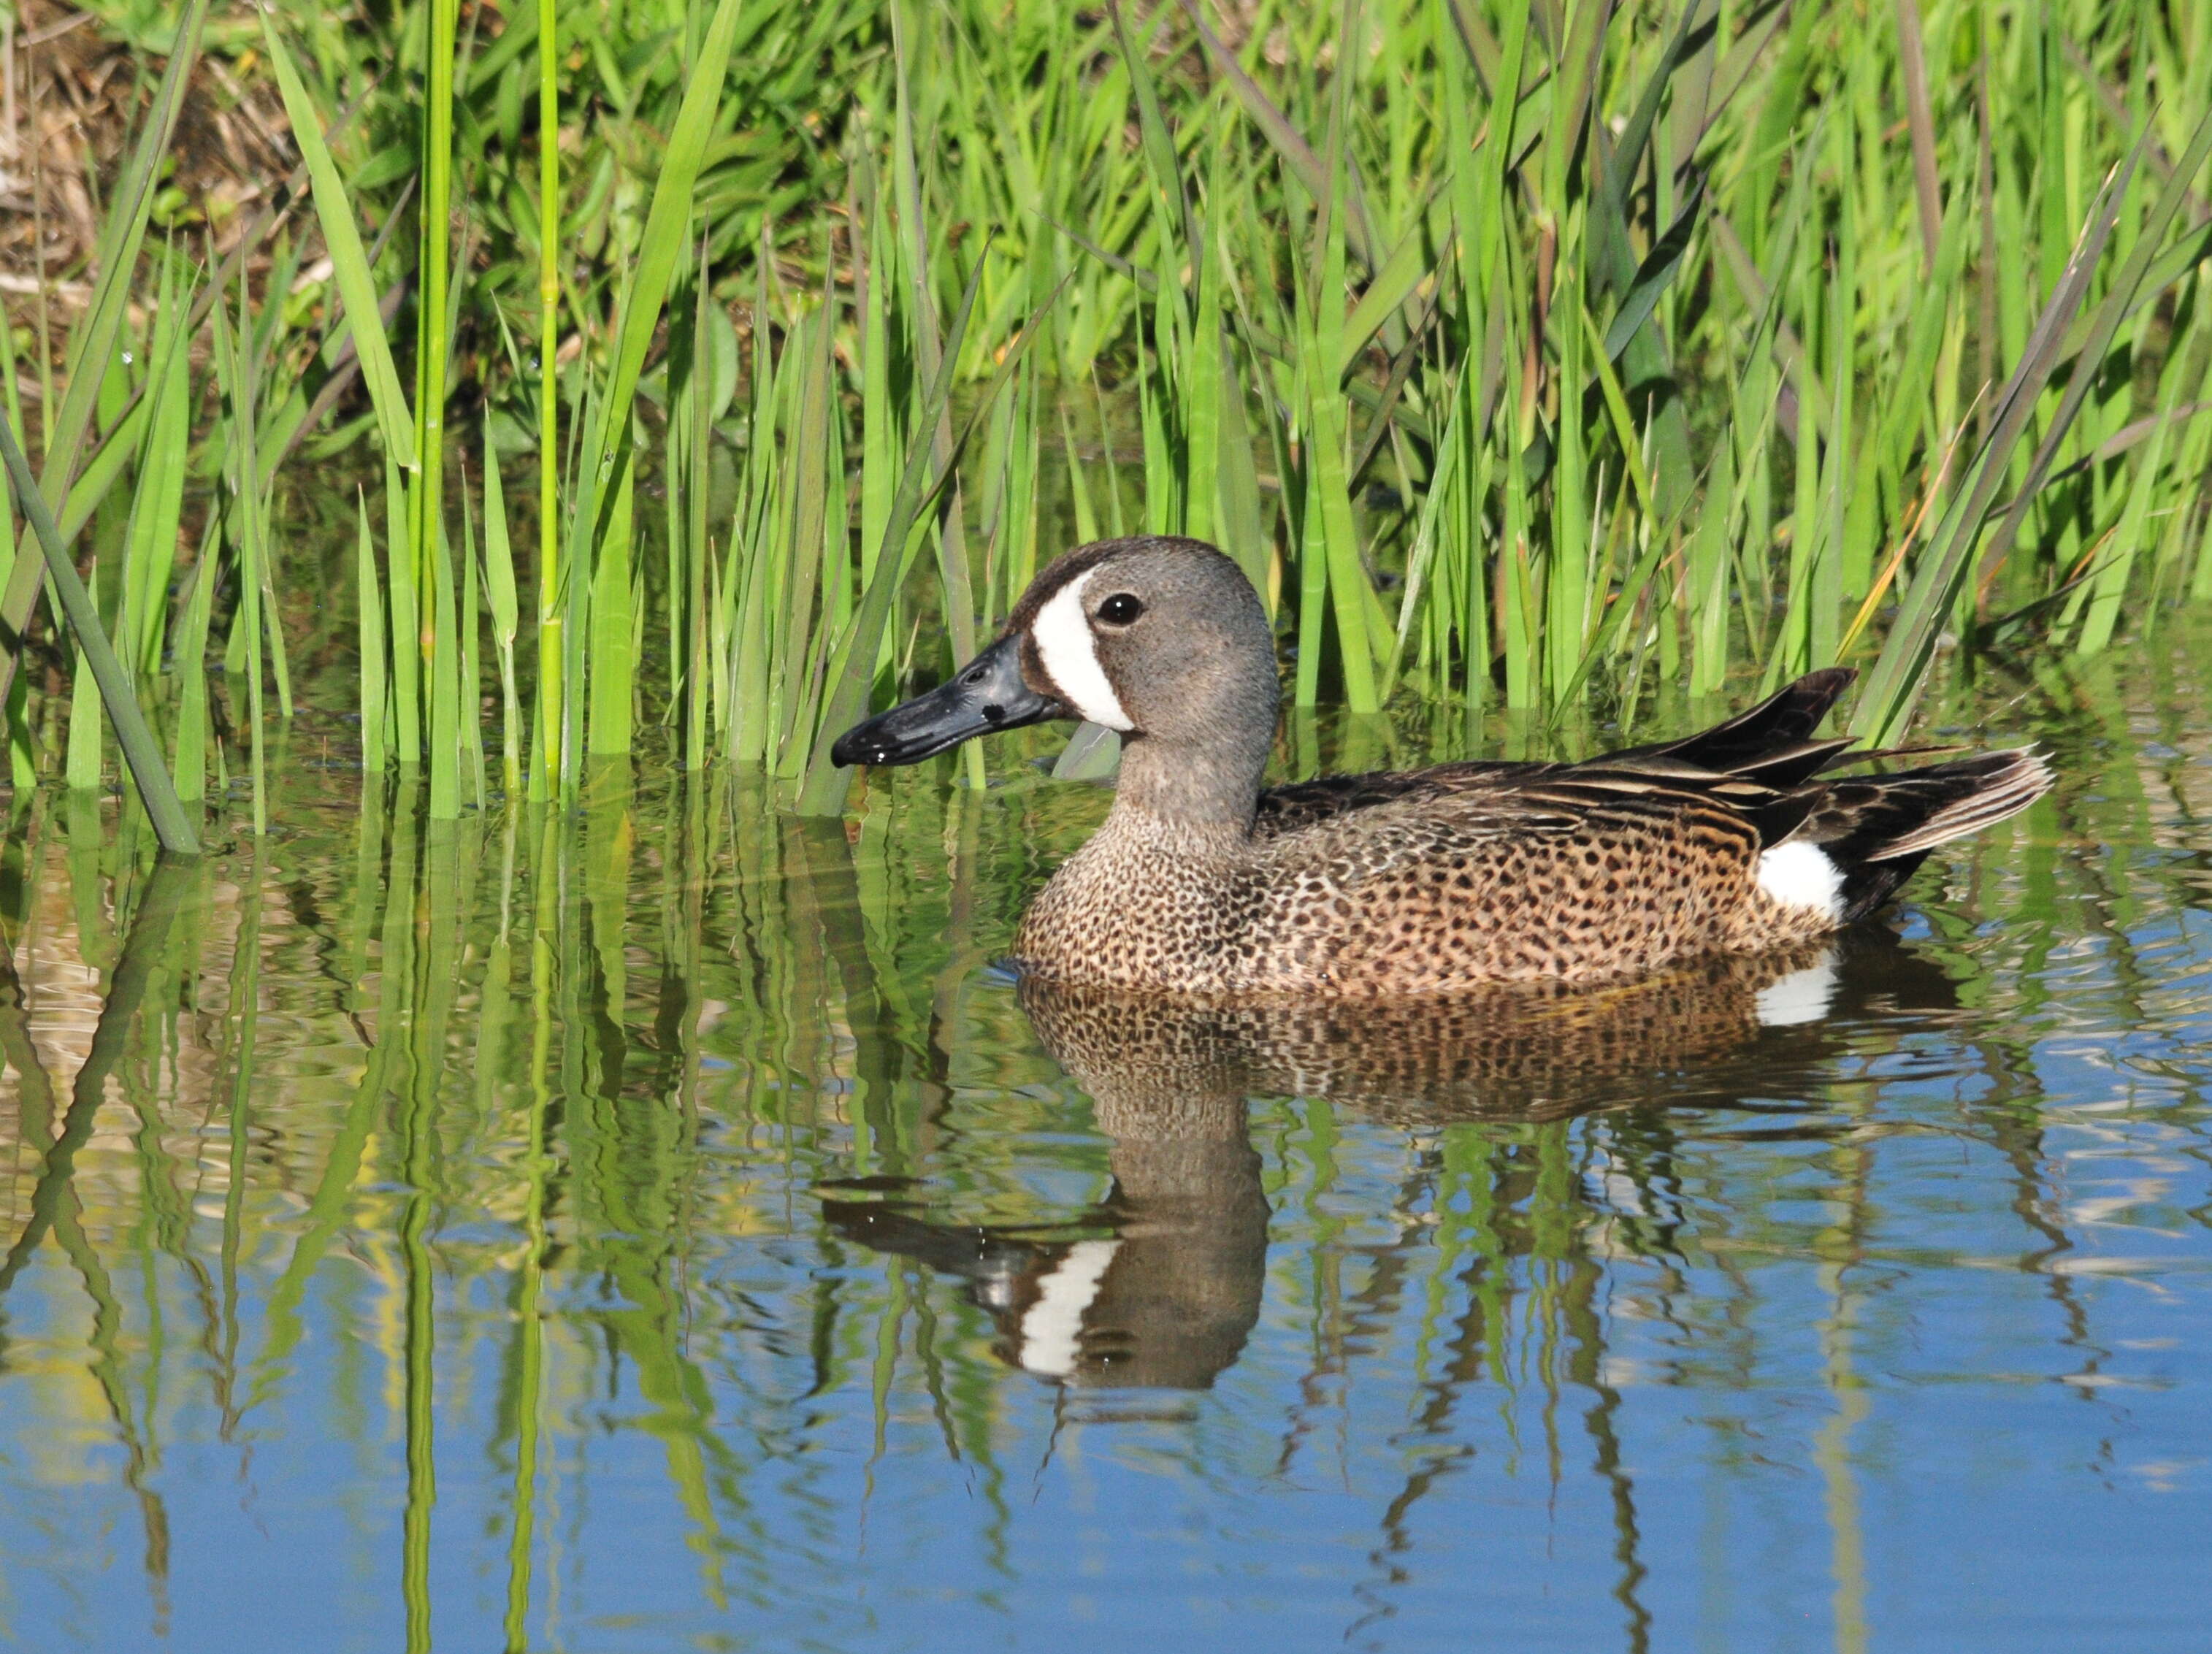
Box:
824;932;1958;1392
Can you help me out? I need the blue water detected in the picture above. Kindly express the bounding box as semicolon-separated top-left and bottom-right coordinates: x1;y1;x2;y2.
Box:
1;640;2208;1650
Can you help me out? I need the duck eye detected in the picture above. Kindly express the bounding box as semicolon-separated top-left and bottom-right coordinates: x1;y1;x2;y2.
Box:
1096;592;1145;626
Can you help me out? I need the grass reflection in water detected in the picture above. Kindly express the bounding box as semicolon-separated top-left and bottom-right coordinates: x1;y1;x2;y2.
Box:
2;633;2211;1651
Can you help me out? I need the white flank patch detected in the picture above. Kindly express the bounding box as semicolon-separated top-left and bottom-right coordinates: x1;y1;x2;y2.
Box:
1017;1239;1121;1378
1755;950;1840;1027
1030;570;1134;730
1756;840;1845;920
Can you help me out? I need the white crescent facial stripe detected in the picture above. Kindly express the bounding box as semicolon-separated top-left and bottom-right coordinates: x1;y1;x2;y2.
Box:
1017;1239;1121;1377
1030;568;1134;732
1756;841;1845;920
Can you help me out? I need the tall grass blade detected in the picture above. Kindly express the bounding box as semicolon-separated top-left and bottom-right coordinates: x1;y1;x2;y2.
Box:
1853;144;2143;744
530;0;563;800
482;419;522;797
0;0;209;711
258;15;416;467
567;0;749;613
0;413;195;853
357;490;389;775
797;258;990;816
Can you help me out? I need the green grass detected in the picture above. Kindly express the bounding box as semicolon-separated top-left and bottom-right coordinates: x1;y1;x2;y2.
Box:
4;0;2212;827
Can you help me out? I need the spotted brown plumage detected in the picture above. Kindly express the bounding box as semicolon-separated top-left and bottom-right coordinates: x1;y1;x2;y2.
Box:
834;536;2056;997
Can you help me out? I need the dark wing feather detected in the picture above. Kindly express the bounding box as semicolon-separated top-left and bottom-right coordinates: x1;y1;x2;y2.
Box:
1606;667;1856;773
1252;671;1859;842
1796;748;2054;919
1253;762;1524;837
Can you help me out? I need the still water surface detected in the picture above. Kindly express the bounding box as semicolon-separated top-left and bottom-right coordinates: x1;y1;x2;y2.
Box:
2;633;2209;1652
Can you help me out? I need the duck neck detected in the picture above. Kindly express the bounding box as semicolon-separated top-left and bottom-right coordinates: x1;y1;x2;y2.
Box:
1104;729;1267;851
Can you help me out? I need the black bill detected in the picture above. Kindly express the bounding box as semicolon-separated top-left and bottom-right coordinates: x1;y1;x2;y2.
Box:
830;634;1064;767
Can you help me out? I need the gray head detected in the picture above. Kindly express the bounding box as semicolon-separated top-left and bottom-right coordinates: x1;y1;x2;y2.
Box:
833;537;1280;822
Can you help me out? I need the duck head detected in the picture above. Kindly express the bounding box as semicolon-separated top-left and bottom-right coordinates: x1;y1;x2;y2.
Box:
830;537;1279;811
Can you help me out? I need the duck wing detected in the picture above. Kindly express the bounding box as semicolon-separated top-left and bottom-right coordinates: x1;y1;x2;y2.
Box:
1252;760;1524;836
1602;667;1856;775
1252;670;1860;840
1244;775;1788;988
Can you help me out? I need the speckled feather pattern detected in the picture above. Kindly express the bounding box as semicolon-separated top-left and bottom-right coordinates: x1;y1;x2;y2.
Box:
1015;767;1845;995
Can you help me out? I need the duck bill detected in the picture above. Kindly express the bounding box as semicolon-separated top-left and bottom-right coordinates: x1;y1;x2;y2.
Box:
831;635;1063;767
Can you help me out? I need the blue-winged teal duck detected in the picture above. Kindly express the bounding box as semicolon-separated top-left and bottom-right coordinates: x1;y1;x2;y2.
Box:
832;537;2053;996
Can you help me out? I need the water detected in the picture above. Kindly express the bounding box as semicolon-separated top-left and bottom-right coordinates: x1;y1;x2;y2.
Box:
2;629;2209;1653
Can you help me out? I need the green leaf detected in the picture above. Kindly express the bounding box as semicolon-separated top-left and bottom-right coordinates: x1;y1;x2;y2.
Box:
356;490;388;773
0;409;196;853
0;0;210;707
259;14;417;468
796;256;990;816
1852;133;2159;745
568;0;751;563
1339;221;1436;378
1602;176;1705;366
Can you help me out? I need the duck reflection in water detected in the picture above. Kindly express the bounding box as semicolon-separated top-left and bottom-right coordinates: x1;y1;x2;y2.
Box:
822;930;1958;1392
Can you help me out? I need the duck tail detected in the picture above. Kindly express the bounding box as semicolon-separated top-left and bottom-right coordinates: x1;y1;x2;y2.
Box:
1801;748;2055;920
1636;667;1858;773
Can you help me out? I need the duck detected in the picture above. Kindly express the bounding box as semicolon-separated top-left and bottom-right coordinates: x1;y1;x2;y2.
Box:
830;535;2054;997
